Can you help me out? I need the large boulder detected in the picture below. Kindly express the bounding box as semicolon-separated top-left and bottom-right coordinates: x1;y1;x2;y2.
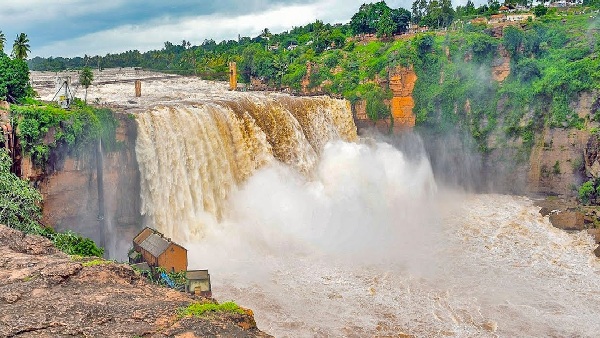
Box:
548;210;586;231
588;228;600;244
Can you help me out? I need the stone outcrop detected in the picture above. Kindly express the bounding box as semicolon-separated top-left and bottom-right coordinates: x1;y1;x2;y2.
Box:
585;133;600;178
353;66;418;134
491;45;511;82
0;224;271;337
388;66;417;130
549;210;586;231
588;228;600;244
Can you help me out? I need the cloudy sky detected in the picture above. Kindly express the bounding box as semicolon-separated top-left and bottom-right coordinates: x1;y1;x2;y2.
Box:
0;0;474;58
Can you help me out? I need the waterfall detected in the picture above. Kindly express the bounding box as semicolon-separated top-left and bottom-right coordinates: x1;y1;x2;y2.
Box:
135;95;357;242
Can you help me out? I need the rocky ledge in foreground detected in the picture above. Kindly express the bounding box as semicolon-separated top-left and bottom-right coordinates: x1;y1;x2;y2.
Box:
0;224;271;338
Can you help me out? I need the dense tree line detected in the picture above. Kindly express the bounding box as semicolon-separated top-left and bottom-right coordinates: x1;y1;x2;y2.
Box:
412;0;455;29
349;1;411;37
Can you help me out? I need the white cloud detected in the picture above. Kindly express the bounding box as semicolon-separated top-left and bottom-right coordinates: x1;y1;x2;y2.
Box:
34;3;323;57
0;0;125;26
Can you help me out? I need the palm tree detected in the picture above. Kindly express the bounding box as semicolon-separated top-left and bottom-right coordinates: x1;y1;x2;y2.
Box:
79;66;94;103
0;31;6;53
12;33;30;59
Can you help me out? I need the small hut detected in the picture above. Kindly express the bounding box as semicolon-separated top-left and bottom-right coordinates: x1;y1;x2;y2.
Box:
186;270;212;297
132;227;188;273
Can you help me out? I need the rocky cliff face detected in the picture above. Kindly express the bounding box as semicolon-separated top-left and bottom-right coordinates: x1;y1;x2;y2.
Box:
353;66;418;133
0;224;270;337
22;112;142;260
388;66;417;130
350;52;597;198
486;91;598;196
491;45;511;82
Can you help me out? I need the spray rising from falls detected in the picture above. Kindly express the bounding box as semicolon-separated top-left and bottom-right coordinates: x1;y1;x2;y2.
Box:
135;94;600;337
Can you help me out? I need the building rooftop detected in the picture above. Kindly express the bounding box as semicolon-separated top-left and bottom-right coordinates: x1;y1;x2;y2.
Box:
133;227;154;245
139;233;171;257
187;270;210;280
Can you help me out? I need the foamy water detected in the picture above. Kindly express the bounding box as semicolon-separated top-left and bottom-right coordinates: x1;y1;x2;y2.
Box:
188;190;600;337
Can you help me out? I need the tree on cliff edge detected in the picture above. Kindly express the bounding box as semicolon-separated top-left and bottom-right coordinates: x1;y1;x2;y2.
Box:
79;67;93;103
12;33;30;60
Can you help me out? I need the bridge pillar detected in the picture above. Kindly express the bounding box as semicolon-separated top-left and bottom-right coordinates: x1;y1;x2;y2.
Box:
135;80;142;97
229;62;237;91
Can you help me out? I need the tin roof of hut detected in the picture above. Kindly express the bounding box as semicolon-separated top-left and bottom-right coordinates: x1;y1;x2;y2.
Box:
187;270;210;280
139;233;171;257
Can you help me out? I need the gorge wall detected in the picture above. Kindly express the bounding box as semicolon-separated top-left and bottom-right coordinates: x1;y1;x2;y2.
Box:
349;42;598;198
21;113;141;259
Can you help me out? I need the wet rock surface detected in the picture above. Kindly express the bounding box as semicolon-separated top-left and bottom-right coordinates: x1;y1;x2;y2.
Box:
0;224;271;338
535;197;600;257
548;210;586;231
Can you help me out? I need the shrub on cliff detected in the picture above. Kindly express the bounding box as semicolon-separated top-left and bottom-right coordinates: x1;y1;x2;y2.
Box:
0;149;43;233
578;179;598;205
11;99;117;167
41;227;104;257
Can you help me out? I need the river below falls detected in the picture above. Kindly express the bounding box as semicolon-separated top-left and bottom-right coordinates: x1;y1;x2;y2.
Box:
187;193;600;337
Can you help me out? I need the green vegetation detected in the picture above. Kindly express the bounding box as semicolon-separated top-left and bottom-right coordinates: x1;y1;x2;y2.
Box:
0;52;30;102
133;265;187;290
0;149;43;233
47;228;105;256
553;160;561;175
6;97;114;255
81;259;111;267
177;301;244;318
350;2;411;37
533;4;548;17
0;29;110;258
0;31;5;51
411;0;455;29
11;99;117;167
578;179;598;205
